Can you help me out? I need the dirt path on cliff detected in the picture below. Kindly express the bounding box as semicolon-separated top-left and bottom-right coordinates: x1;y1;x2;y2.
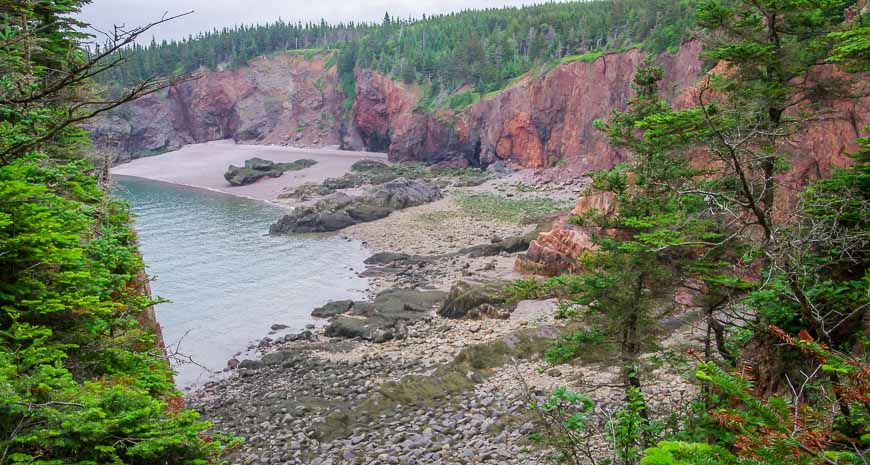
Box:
110;140;387;202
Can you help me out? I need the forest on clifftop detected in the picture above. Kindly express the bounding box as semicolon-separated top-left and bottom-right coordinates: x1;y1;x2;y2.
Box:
96;0;699;95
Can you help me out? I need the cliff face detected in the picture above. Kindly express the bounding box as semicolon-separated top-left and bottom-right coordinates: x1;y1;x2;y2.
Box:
352;40;867;182
90;52;343;163
95;42;867;182
351;43;705;172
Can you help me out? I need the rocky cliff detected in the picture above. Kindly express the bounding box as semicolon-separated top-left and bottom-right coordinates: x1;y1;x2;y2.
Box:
353;42;706;173
352;40;867;182
89;52;344;164
94;42;867;182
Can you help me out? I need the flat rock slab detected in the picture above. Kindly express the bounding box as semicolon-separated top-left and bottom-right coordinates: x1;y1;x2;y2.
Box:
271;178;442;234
322;288;448;342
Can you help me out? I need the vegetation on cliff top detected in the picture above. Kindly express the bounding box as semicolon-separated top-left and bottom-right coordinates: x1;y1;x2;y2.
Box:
97;0;698;97
523;0;869;461
1;2;233;463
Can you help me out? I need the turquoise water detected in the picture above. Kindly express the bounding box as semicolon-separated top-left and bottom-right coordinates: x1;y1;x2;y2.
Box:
116;177;370;388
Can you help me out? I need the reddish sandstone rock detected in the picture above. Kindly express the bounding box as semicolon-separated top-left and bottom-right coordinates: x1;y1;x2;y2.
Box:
352;69;421;156
515;216;596;277
494;112;546;168
572;191;618;217
90;52;344;163
516;191;622;276
351;38;866;190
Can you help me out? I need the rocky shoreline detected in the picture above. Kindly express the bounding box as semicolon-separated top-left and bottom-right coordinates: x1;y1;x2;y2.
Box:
180;168;702;465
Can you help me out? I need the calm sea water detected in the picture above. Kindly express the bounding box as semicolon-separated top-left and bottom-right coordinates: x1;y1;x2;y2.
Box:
116;177;370;388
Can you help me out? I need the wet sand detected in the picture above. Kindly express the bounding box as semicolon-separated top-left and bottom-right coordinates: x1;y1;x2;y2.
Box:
110;140;387;202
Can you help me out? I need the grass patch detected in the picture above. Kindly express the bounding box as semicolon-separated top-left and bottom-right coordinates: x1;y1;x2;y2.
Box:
448;90;481;111
275;159;318;172
285;47;330;60
504;274;587;302
340;72;356;114
455;192;569;224
545;328;608;364
559;49;604;65
323;52;337;70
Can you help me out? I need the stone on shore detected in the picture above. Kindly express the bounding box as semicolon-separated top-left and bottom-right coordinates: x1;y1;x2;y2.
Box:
224;157;317;186
270;178;441;234
439;280;514;319
323;288;447;342
311;300;355;318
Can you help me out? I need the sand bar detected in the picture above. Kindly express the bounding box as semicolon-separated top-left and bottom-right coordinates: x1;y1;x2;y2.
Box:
110;140;387;202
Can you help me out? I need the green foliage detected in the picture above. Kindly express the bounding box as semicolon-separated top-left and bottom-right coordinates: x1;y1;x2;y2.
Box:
454;192;569;223
640;441;734;464
504;275;587;302
559;49;604;65
545;329;606;364
829;24;870;71
0;2;233;463
448;91;480;111
693;351;868;464
528;386;599;463
97;0;697;96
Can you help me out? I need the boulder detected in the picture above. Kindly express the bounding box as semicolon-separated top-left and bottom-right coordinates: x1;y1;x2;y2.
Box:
262;350;300;367
245;157;276;170
311;300;355;318
350;159;390;172
225;157;318;186
364;252;432;266
224;165;283;186
324;316;385;340
439;280;514;319
515;193;626;276
270;179;441;234
367;288;447;319
323;288;447;342
367;178;442;210
238;359;264;370
514;216;597;276
459;230;539;258
572;191;618;217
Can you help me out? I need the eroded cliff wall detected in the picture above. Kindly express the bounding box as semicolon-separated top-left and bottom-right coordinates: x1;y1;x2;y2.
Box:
352;40;867;182
90;52;344;163
94;42;867;185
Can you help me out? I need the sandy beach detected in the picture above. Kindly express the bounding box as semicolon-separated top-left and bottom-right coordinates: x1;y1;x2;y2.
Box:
110;140;387;202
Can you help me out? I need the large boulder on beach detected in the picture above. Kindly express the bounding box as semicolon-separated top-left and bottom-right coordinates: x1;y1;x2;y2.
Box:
322;288;447;342
312;300;355;318
439;280;514;319
224;157;318;186
224;165;283;186
270;178;441;234
367;178;442;209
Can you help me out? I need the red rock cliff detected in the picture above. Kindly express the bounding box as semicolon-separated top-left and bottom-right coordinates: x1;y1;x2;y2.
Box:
89;52;345;163
350;40;867;183
93;41;867;178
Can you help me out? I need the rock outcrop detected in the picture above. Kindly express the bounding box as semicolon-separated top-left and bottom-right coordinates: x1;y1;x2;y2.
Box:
91;41;867;189
269;179;442;234
224;157;317;186
438;280;514;320
321;288;448;342
349;44;705;171
88;52;344;163
350;40;867;184
515;191;619;276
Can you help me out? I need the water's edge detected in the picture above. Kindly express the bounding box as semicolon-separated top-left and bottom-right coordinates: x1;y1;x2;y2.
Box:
116;176;370;388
